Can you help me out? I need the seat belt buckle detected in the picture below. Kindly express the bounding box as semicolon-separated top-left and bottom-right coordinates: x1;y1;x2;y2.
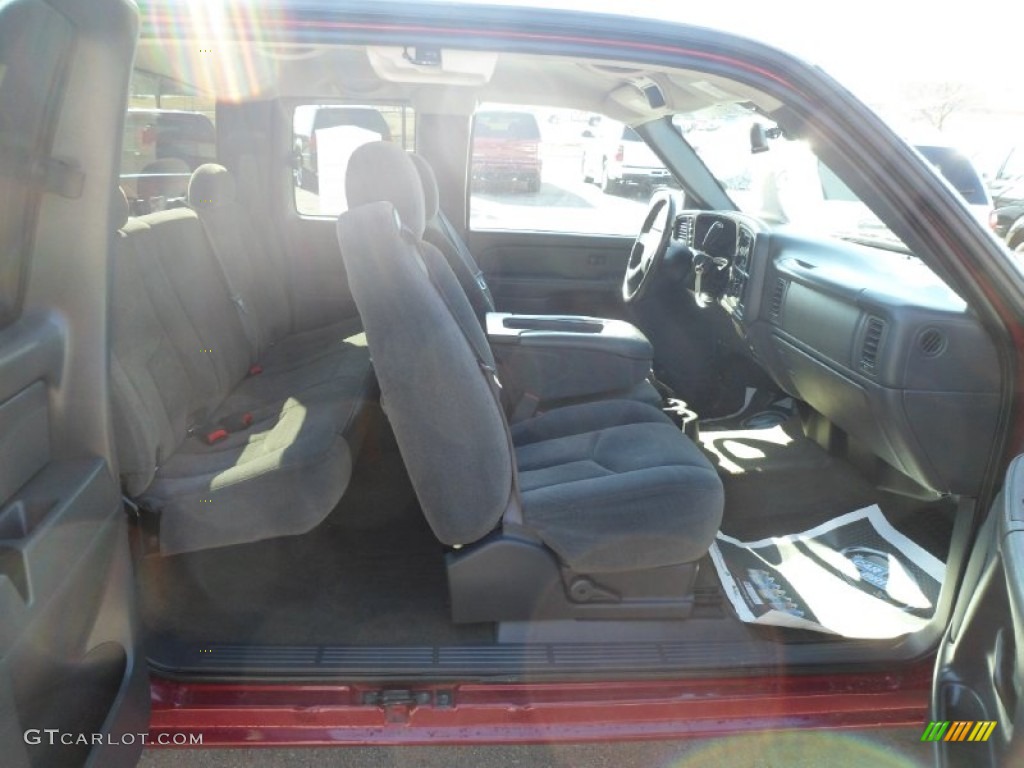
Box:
248;363;263;376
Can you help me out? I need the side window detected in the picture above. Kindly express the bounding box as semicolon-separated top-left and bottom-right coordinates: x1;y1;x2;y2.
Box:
292;103;415;217
120;69;217;215
468;105;658;237
0;3;73;328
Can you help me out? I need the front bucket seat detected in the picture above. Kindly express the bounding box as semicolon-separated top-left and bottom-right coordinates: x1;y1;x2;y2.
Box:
337;142;723;623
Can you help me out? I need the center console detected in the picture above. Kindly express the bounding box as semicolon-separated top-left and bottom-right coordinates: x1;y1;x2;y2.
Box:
486;313;655;414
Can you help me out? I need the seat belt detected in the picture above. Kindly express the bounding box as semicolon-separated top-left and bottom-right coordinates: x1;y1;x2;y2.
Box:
436;210;494;310
195;213;263;362
432;213;538;421
406;229;524;525
237;151;297;332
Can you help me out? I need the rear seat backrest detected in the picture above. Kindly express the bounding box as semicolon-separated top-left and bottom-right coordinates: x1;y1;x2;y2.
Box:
109;182;374;555
109;195;219;493
139;206;254;395
188;164;292;355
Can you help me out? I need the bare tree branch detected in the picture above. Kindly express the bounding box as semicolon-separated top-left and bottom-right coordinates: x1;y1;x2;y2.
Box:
903;81;977;131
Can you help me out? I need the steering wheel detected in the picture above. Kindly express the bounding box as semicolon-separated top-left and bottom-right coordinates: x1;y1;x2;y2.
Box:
622;190;675;303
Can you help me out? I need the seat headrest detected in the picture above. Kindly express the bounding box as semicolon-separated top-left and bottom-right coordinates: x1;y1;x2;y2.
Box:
111;186;130;231
408;154;440;221
188;163;236;209
345;142;426;238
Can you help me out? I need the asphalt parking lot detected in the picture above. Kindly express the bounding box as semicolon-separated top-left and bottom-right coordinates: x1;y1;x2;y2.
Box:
139;729;932;767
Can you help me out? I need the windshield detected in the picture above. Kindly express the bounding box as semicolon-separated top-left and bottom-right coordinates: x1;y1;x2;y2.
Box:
677;106;913;251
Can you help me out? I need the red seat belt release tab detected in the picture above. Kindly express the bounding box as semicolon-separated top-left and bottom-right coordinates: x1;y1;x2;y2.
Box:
248;363;263;376
204;428;229;445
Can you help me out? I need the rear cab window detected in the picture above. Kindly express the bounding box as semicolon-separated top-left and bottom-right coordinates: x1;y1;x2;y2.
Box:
120;69;216;215
292;103;415;217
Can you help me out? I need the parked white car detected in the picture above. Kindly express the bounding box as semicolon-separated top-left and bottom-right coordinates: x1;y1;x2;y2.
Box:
581;118;671;193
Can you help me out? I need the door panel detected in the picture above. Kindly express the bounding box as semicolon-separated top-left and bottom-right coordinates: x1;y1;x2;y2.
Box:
0;327;149;768
467;230;632;318
932;455;1024;767
0;1;148;766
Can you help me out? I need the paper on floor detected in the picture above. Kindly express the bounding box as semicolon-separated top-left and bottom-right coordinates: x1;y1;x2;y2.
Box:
709;505;944;638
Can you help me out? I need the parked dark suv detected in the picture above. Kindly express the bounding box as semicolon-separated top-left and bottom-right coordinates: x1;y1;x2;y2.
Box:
471;109;543;193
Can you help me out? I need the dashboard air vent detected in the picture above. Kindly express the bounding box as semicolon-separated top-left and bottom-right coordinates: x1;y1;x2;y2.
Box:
674;215;694;246
918;328;946;357
768;278;787;323
860;316;886;373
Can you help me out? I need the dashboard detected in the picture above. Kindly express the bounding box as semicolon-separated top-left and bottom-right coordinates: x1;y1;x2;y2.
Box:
670;209;1000;497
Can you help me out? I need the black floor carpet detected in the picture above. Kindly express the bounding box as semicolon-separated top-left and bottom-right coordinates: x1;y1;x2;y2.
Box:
701;415;956;560
138;431;494;648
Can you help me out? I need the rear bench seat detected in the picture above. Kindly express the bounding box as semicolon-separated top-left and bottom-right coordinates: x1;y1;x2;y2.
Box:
110;184;373;555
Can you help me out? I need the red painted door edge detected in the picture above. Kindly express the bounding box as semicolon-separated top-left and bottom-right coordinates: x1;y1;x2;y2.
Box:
148;662;933;747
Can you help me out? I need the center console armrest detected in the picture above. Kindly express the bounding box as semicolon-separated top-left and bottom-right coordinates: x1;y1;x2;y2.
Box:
487;313;653;408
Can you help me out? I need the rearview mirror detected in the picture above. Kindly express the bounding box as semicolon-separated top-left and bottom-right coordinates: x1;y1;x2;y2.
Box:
750;122;770;154
750;122;783;154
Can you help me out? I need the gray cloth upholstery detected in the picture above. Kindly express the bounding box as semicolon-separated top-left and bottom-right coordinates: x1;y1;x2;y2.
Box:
408;154;439;220
187;163;363;374
338;142;723;574
512;399;724;572
110;191;373;554
145;396;354;554
188;164;290;355
337;200;513;545
345;142;426;238
410;153;496;323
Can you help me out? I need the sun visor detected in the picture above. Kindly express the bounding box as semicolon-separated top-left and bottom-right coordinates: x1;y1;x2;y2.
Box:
366;47;498;86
